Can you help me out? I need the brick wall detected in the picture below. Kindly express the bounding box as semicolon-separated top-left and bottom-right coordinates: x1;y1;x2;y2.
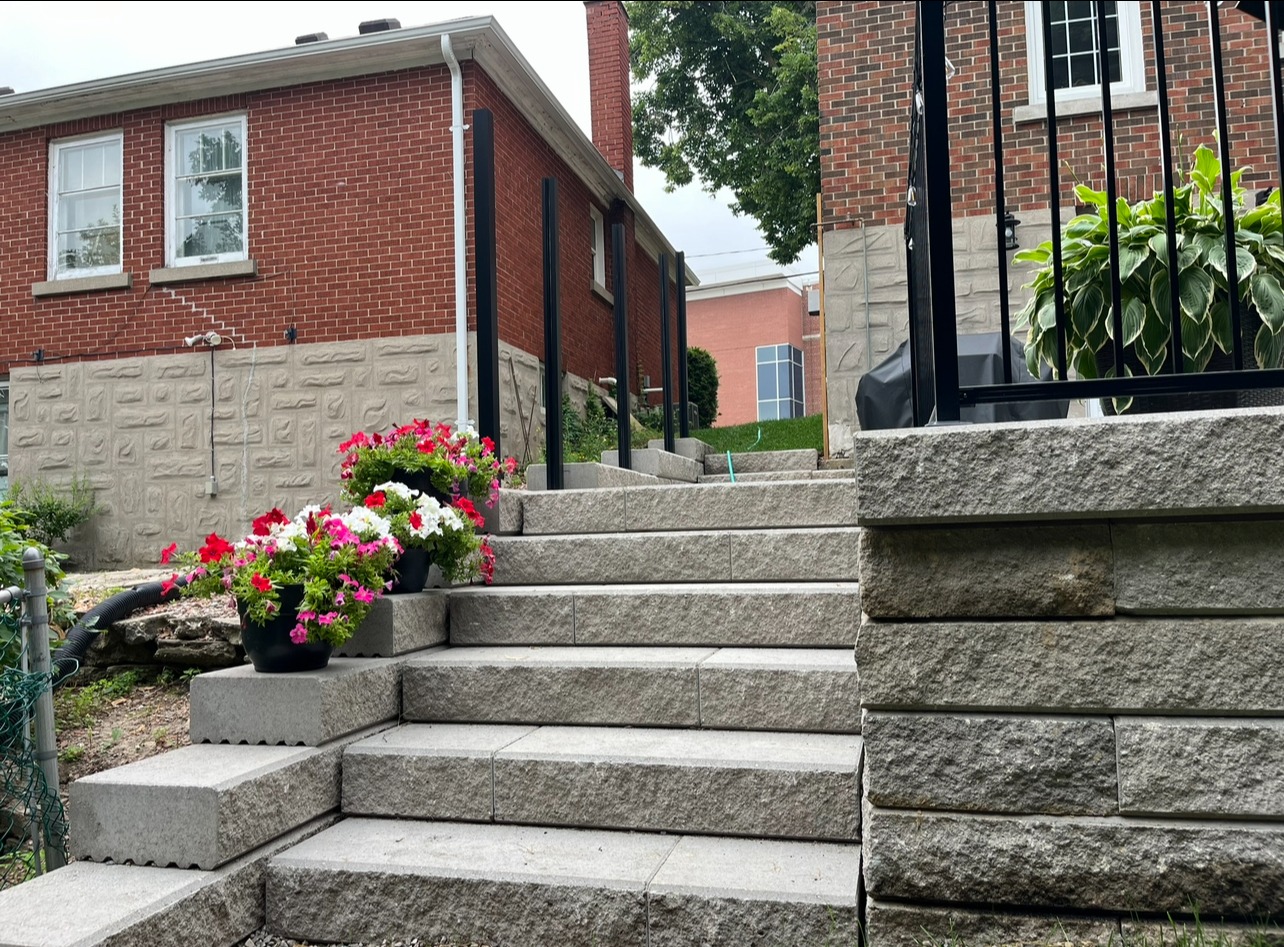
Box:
586;0;634;191
819;1;1278;232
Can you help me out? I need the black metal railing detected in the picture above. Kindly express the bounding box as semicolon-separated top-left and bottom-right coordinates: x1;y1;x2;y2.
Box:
908;0;1284;424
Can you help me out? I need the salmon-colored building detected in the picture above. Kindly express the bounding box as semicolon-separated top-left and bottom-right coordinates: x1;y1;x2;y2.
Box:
686;275;818;427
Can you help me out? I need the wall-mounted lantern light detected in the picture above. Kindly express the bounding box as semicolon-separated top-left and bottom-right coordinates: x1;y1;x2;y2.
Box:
1003;212;1020;251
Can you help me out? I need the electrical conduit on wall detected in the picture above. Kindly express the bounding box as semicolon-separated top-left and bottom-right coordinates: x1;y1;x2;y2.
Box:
441;34;469;429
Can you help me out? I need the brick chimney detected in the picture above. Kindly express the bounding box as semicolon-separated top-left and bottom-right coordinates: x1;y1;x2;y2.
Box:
584;0;633;191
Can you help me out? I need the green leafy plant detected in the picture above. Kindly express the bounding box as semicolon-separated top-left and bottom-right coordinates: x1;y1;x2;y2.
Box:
1016;145;1284;398
6;474;102;546
686;346;720;428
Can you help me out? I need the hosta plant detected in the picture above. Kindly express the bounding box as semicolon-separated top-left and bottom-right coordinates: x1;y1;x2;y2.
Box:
1016;144;1284;391
160;505;401;648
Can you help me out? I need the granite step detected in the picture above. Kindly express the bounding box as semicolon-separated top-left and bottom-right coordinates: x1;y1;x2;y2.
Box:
448;582;860;647
343;723;862;841
703;448;819;475
265;819;863;947
489;527;860;585
402;646;861;732
697;468;854;484
520;478;856;535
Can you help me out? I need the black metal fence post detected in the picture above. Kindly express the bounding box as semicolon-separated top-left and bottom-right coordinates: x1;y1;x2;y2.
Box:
658;254;675;451
542;178;563;490
473;109;501;453
612;222;631;469
676;251;690;436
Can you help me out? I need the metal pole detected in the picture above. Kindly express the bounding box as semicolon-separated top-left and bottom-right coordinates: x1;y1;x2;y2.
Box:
542;178;564;490
658;255;675;451
22;549;64;871
816;193;830;456
612;221;632;469
473;108;501;452
676;252;690;438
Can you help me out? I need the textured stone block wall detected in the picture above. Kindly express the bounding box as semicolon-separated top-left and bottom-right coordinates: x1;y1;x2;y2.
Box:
11;334;569;568
854;408;1284;946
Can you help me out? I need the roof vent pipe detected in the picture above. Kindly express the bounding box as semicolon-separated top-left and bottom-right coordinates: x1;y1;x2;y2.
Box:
295;33;329;45
0;87;13;96
359;18;401;34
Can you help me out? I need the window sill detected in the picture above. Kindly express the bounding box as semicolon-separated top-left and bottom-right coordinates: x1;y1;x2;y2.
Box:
591;280;614;306
1013;90;1158;124
150;259;258;284
32;272;132;297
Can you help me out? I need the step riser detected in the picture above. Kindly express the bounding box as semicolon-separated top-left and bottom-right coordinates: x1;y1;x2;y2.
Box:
698;469;853;483
704;449;819;475
490;530;860;585
450;585;860;647
521;480;856;535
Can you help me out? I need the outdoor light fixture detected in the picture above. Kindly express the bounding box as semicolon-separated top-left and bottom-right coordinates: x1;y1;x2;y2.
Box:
184;331;222;347
1003;212;1020;251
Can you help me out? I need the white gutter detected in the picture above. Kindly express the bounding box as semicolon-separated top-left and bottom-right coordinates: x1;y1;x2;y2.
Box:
441;33;470;430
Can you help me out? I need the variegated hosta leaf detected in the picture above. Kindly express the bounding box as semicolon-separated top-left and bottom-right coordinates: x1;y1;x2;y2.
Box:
1255;323;1284;369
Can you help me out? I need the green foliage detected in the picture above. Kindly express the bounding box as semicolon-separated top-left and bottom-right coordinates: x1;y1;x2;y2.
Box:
696;413;822;454
56;671;140;730
558;395;659;464
1016;144;1284;412
6;475;101;546
686;347;720;428
58;745;84;764
628;1;819;264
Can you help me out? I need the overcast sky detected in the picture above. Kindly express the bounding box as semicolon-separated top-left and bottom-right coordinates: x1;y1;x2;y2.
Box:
2;1;818;285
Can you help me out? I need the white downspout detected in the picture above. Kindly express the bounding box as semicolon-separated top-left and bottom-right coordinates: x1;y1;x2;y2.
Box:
441;34;469;430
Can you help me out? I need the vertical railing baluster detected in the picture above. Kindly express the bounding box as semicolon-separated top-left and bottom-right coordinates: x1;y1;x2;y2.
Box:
676;251;691;437
658;255;676;451
612;222;631;469
473;109;501;452
1096;1;1126;376
541;178;564;490
988;0;1013;384
1268;1;1284;200
1208;0;1244;369
919;1;961;422
1040;1;1069;381
1151;3;1183;372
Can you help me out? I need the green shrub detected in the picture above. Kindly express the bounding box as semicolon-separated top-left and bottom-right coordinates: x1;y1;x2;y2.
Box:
7;475;101;546
687;347;720;428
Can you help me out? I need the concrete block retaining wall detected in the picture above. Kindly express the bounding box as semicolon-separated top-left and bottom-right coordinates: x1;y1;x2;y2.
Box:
854;408;1284;946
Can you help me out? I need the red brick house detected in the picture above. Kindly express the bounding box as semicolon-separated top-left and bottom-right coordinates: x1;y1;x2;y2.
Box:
686;275;821;426
0;3;685;565
817;1;1278;447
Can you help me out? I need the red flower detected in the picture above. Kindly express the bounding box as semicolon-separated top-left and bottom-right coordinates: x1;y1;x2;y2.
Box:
198;533;234;564
160;573;180;595
408;511;423;531
364;491;387;510
251;508;289;536
417;439;436;454
481;436;495;454
453;497;485;528
250;573;272;593
160;542;178;565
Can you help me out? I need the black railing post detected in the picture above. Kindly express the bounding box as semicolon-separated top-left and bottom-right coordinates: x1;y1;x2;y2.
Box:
658;254;676;450
542;178;563;490
612;222;631;469
1152;2;1184;372
987;0;1013;384
1040;0;1069;381
473;109;501;452
1208;1;1244;369
1268;1;1284;200
1096;1;1126;376
919;1;961;422
676;251;691;436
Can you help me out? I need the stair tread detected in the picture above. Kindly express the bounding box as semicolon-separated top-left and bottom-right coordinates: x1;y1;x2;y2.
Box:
451;580;860;595
407;644;850;668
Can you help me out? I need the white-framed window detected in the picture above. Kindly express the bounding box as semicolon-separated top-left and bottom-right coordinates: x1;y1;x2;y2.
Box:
756;344;804;421
166;115;248;266
48;133;123;279
1024;2;1146;105
589;204;607;289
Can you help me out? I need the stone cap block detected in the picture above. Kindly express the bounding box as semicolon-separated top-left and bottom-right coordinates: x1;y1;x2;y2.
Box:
526;463;659;490
338;591;447;657
647;437;712;461
601;449;702;483
648;835;861;905
855;406;1284;524
704;449;818;476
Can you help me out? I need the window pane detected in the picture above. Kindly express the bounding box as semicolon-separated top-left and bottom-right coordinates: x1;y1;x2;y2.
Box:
1107;50;1121;83
180;126;242;175
58;191;119;232
758;401;778;421
1069;53;1096;87
1052;58;1069;89
758;362;776;399
777;362;791;397
60;147;84;191
1067;19;1094;54
793;361;803;402
1051;22;1068;56
57;227;120;269
179;215;244;258
1065;1;1091;20
177;174;243;217
777;343;791;359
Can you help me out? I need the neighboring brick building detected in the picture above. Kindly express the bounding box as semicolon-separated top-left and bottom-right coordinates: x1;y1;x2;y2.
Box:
0;4;685;565
687;275;814;427
818;1;1278;448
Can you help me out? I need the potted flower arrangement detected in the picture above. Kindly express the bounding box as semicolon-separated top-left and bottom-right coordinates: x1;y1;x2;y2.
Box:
160;504;401;672
338;420;517;510
362;481;495;593
1016;144;1284;413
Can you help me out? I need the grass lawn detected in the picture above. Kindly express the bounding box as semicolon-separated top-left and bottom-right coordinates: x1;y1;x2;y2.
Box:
695;414;823;454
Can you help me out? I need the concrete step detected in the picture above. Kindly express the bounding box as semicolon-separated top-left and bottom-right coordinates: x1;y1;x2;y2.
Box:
602;448;703;483
71;725;385;869
0;816;336;947
338;590;447;657
647;436;712;461
704;449;819;475
402;646;861;732
490;527;859;585
449;582;860;647
343;723;861;841
526;462;660;490
266;819;862;946
697;468;854;484
521;479;856;535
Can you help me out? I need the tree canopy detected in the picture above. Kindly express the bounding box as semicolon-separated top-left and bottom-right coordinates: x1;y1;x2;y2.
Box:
627;1;819;265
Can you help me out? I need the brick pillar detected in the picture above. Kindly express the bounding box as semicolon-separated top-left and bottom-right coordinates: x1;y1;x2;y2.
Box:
584;0;633;191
